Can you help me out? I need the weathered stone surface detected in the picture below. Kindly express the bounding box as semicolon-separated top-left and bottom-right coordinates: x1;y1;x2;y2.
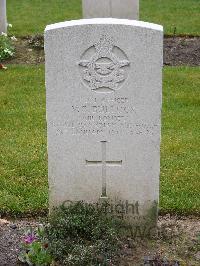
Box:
82;0;139;20
0;0;7;34
45;18;163;227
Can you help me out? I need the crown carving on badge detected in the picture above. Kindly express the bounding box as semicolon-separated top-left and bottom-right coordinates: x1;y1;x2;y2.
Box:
94;35;114;56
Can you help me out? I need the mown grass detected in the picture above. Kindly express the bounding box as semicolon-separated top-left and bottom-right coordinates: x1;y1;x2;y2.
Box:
0;66;199;216
7;0;200;36
7;0;82;36
0;66;47;215
140;0;200;36
160;67;200;214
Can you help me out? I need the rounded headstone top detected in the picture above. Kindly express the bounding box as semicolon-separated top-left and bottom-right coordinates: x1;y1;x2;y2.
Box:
45;18;163;32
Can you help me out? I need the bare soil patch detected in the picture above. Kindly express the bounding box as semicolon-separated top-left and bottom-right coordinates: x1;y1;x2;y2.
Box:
0;218;42;266
2;35;44;65
119;215;200;266
0;215;199;266
164;37;200;66
2;35;200;66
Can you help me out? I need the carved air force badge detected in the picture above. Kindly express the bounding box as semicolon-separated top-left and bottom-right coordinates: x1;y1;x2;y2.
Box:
79;35;130;93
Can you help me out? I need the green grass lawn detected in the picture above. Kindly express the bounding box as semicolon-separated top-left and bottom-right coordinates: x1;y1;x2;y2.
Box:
140;0;200;36
0;66;199;216
7;0;200;36
161;67;200;214
0;66;47;215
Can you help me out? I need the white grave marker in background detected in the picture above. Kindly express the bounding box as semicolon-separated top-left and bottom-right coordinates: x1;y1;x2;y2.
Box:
0;0;7;34
45;18;163;229
82;0;139;20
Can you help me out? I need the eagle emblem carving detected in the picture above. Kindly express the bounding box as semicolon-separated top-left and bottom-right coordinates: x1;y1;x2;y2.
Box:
79;36;130;92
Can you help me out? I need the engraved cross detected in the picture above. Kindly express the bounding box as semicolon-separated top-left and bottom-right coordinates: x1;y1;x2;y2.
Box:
86;141;122;198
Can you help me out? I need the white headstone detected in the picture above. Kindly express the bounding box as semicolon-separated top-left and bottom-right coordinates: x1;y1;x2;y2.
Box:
0;0;7;34
82;0;139;20
45;18;163;229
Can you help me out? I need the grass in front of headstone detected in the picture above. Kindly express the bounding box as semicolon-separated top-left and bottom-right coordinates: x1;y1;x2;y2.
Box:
0;65;199;216
7;0;200;36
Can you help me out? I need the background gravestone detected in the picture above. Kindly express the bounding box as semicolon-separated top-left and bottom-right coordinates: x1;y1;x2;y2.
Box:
45;18;163;229
82;0;139;20
0;0;7;34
